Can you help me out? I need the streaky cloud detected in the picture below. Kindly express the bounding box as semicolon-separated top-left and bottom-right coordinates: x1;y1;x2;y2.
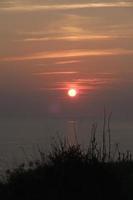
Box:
22;35;111;42
33;71;78;76
55;60;80;65
1;2;133;12
1;48;133;62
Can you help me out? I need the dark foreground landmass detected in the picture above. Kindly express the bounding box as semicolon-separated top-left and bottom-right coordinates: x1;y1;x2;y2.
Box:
0;137;133;200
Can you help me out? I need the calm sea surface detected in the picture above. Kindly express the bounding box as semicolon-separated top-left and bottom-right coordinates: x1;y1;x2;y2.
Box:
0;117;132;172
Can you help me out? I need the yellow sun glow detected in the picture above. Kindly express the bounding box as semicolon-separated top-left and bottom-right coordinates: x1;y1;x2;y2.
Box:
68;88;77;97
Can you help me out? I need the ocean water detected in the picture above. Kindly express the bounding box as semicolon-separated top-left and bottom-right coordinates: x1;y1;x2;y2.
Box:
0;117;132;172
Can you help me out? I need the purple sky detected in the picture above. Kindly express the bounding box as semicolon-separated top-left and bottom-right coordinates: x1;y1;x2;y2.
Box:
0;0;133;121
0;1;133;164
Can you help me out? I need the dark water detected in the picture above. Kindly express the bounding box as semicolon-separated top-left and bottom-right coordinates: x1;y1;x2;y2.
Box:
0;117;132;173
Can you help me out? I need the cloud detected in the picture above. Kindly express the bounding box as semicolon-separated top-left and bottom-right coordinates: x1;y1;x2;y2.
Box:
1;2;133;12
55;60;80;65
1;48;133;62
22;35;111;42
41;76;113;94
20;34;133;43
33;71;78;76
57;77;112;87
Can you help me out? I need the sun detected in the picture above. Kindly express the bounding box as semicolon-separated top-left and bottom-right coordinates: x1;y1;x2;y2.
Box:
68;88;77;97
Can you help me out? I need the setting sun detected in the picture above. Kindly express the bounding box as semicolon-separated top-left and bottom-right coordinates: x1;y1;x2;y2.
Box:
68;88;77;97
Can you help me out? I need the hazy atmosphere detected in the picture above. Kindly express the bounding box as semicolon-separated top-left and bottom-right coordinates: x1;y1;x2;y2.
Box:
0;0;133;167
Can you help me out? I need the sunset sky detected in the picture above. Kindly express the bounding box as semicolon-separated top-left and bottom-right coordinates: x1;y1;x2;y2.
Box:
0;0;133;156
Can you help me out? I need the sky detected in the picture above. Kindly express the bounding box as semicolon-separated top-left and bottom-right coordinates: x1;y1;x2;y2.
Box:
0;0;133;159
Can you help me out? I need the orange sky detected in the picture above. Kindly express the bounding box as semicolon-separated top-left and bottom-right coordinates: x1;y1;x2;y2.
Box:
0;0;133;120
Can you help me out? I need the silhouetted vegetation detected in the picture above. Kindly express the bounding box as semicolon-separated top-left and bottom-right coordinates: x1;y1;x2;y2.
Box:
0;114;133;200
